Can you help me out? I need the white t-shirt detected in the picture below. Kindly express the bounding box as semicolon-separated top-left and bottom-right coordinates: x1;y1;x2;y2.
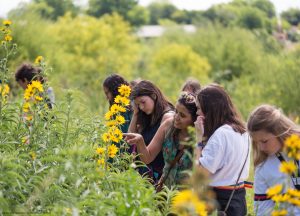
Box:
199;124;250;186
254;154;300;216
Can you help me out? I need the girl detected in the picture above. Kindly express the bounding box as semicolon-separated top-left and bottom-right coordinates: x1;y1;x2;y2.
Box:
181;78;201;94
247;104;300;216
124;92;197;188
128;80;174;182
195;84;250;216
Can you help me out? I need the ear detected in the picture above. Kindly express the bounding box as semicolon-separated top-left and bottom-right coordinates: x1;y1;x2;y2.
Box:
151;94;157;100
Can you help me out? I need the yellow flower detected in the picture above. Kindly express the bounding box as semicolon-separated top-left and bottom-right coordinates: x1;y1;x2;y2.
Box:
97;158;105;166
114;95;130;106
96;147;105;155
271;194;290;203
115;115;125;125
118;84;131;97
31;80;44;92
106;120;117;127
4;35;12;42
289;198;300;207
26;115;33;121
22;136;29;144
271;209;288;216
3;20;12;26
35;96;43;101
172;190;207;216
35;56;43;65
102;133;111;143
287;188;300;198
108;144;118;158
0;84;10;97
279;161;297;175
104;111;113;120
23;102;30;113
285;134;300;148
30;152;36;160
267;184;283;198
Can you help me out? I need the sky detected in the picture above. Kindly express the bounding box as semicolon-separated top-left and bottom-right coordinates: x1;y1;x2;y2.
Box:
1;0;300;18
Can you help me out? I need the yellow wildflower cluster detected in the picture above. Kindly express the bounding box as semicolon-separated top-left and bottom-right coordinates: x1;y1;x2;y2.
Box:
172;190;207;216
0;84;10;103
23;80;44;121
1;20;12;43
95;84;131;169
279;161;297;175
284;134;300;160
271;209;288;216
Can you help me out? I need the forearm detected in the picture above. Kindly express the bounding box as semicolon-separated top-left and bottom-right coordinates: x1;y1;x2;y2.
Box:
136;142;154;164
128;114;138;133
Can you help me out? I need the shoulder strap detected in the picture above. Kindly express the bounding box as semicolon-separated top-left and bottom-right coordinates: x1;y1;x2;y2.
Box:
156;149;185;189
223;135;250;213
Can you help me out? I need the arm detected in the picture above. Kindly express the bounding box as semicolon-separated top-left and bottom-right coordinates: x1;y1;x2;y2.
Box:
124;118;172;164
128;102;139;133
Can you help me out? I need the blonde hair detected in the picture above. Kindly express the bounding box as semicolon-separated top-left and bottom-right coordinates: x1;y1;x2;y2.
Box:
247;104;300;167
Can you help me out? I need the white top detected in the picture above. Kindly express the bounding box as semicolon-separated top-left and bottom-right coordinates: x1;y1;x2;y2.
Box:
46;87;55;107
254;154;300;216
199;124;250;186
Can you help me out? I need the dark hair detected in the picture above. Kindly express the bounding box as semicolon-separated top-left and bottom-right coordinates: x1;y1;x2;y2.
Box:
130;80;174;130
168;92;197;144
197;84;245;139
15;63;44;83
103;74;129;105
182;78;201;94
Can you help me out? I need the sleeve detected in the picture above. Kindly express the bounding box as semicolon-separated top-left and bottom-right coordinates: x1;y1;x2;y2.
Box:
198;134;225;174
254;168;274;216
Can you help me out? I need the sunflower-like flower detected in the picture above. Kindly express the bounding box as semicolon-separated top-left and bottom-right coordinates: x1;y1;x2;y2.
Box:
108;144;118;158
271;209;288;216
35;56;43;65
267;184;283;198
279;161;297;175
172;189;207;216
118;84;131;97
2;20;12;26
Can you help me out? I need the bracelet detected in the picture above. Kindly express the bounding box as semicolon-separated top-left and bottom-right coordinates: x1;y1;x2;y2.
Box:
197;142;205;148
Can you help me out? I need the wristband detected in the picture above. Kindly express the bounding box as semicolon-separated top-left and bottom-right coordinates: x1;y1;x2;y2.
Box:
197;142;205;148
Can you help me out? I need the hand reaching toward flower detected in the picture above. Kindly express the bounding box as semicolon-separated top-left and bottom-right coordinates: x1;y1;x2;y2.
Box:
123;133;144;146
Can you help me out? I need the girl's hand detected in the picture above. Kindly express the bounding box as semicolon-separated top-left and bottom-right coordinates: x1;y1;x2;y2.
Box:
132;101;139;116
123;133;143;146
194;116;204;142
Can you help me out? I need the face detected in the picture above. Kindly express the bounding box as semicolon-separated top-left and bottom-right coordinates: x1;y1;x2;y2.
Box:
134;96;155;115
18;79;29;90
251;130;282;155
195;99;204;118
174;102;193;129
103;86;113;103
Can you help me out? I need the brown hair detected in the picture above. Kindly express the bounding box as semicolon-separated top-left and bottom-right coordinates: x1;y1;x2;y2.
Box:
15;63;44;83
196;84;245;140
103;74;129;106
130;80;174;130
247;104;300;166
167;92;197;145
181;78;201;94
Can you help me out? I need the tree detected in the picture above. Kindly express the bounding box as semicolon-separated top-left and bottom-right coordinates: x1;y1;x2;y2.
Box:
147;2;177;24
127;5;149;26
237;8;267;30
252;0;275;18
281;8;300;26
87;0;138;20
32;0;79;20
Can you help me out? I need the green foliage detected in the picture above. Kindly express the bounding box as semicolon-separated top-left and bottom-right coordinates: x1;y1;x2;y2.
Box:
251;0;276;18
146;43;211;101
147;2;178;25
281;8;300;26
